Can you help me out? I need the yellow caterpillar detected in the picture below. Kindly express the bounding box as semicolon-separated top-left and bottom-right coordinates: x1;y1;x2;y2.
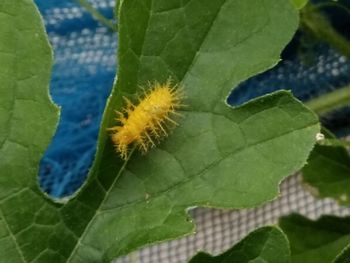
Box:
108;79;184;160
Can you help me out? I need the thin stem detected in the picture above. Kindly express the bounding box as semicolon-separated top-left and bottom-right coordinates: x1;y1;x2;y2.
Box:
306;85;350;114
75;0;116;31
317;138;350;147
300;2;350;58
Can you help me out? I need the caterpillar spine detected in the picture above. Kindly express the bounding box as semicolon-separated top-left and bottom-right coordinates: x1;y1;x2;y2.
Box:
108;79;184;160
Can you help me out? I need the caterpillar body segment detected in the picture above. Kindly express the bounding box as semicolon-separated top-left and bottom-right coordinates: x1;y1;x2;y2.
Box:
108;80;184;160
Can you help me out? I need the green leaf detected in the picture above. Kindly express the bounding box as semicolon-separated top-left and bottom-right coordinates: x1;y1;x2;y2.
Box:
189;226;291;263
302;129;350;205
290;0;308;9
0;0;59;261
334;245;350;263
0;0;320;262
279;214;350;263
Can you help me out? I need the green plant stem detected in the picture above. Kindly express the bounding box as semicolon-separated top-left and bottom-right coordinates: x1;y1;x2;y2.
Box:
300;2;350;58
317;138;350;147
306;85;350;115
75;0;116;31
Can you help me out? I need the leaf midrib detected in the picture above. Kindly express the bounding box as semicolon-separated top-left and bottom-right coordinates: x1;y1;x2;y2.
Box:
65;154;131;262
317;152;350;173
0;208;26;263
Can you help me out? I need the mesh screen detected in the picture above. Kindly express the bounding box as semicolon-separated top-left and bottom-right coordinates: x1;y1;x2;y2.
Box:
116;173;350;263
33;0;350;262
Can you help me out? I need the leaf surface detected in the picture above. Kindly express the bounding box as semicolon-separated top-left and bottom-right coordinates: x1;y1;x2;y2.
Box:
0;0;59;262
290;0;308;9
0;0;320;262
189;226;290;263
302;130;350;205
279;214;350;263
